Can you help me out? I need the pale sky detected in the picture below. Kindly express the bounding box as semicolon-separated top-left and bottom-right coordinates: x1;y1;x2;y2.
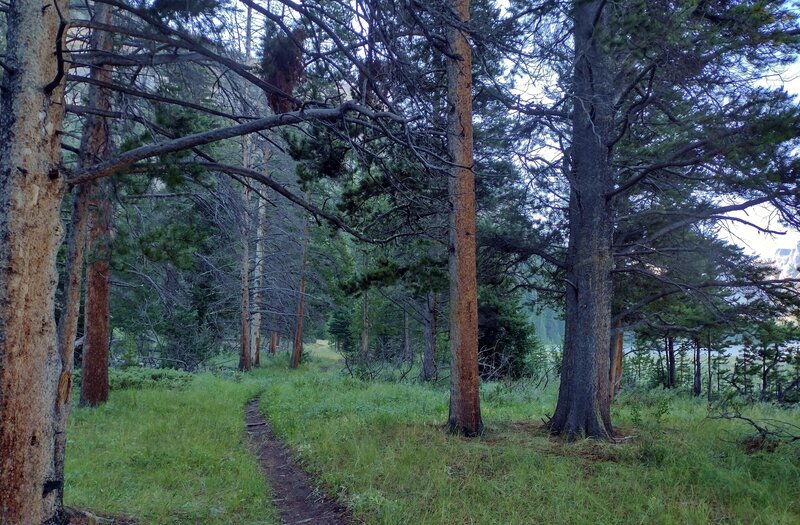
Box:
719;61;800;259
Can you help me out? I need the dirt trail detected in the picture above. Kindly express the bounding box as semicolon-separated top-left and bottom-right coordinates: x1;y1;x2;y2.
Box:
245;398;355;525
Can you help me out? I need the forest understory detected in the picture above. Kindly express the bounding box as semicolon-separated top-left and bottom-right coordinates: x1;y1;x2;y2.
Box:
62;342;800;525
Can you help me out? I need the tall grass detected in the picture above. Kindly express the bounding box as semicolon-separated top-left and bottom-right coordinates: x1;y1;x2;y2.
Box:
65;374;278;524
260;344;800;525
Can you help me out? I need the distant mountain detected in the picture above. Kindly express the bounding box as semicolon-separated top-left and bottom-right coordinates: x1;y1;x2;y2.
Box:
771;242;800;278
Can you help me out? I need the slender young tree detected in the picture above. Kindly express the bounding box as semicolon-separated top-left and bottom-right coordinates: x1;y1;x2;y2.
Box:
291;219;309;369
446;0;483;436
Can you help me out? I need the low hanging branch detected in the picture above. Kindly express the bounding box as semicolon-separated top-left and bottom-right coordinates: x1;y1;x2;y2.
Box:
65;100;405;185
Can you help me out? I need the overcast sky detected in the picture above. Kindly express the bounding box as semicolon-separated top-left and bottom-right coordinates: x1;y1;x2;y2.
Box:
718;60;800;259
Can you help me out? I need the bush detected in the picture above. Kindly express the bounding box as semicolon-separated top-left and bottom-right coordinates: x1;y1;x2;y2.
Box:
73;367;194;391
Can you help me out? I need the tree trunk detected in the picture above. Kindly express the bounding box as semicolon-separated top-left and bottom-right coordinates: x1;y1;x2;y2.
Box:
549;0;615;440
238;140;252;372
403;310;412;362
79;6;115;408
269;330;278;355
693;339;702;397
445;0;482;437
54;185;89;511
360;290;369;359
666;336;676;389
291;221;309;369
609;321;624;402
0;2;70;522
707;337;713;402
250;187;267;367
421;292;438;382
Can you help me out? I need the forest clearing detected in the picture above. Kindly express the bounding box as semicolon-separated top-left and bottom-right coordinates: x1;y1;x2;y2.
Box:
62;342;800;524
4;0;800;523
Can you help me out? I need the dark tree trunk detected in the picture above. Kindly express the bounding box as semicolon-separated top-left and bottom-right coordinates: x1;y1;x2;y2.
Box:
666;336;676;388
445;0;482;436
693;339;702;397
707;341;713;403
421;292;438;382
549;0;615;440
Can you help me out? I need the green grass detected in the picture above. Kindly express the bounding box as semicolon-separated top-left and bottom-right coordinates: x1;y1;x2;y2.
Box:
260;343;800;525
65;374;279;524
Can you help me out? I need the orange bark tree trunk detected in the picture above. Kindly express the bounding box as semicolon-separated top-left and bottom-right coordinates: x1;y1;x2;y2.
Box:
291;220;309;369
445;0;483;437
0;1;70;521
269;330;278;355
79;5;115;408
80;177;112;407
609;321;624;402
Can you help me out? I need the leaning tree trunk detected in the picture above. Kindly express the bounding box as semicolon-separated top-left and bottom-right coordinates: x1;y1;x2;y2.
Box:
57;0;114;505
445;0;483;437
548;0;615;440
0;2;70;522
421;291;438;382
291;220;309;369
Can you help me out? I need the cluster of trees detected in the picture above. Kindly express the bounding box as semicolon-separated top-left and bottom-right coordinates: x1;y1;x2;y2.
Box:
3;0;800;522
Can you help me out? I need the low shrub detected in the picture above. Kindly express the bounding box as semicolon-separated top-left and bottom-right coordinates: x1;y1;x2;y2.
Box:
73;367;194;391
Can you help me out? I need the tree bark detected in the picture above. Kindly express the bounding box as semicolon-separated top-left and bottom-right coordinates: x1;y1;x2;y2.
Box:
445;0;482;437
693;339;702;397
250;172;268;367
291;221;309;369
360;290;370;359
609;321;624;402
707;340;713;402
269;330;278;355
421;292;438;381
0;1;70;522
238;142;252;372
549;0;615;440
403;310;412;362
80;176;112;407
666;336;676;389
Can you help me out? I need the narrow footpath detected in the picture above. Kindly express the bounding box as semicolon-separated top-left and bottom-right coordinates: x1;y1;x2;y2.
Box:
245;398;355;525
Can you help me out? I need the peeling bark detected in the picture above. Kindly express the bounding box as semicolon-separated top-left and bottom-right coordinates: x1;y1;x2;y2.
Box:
0;2;70;522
